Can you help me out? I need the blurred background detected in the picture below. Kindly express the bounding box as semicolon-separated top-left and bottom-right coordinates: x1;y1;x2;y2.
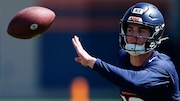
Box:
0;0;179;100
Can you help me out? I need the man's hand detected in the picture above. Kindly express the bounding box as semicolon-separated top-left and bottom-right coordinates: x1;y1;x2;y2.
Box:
72;35;96;69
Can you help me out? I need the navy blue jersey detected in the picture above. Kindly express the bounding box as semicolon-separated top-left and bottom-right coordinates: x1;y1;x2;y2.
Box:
93;49;180;101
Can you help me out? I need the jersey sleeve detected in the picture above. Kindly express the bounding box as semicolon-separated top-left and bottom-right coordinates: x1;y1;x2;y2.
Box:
93;58;172;91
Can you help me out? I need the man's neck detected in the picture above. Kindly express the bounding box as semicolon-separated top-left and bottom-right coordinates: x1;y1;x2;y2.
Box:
130;51;154;67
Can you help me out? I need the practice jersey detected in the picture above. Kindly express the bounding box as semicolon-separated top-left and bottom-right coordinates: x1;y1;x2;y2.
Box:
93;49;180;101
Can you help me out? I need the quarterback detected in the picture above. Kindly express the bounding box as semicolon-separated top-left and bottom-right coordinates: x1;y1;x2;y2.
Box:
72;2;180;101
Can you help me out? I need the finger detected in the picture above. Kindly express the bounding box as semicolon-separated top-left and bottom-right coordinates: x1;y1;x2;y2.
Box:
75;57;81;63
72;37;76;47
72;36;83;58
72;36;79;49
74;35;83;48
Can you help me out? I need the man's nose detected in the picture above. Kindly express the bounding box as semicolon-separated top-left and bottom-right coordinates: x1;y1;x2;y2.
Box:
132;31;140;36
127;35;138;44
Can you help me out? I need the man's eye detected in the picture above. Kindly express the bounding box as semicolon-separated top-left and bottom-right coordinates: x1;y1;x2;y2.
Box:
139;30;145;34
127;29;132;32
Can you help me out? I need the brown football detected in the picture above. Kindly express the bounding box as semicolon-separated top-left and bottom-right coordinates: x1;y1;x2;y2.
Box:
7;6;56;39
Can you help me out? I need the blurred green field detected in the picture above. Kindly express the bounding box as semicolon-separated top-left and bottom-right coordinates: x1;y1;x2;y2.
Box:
0;98;121;101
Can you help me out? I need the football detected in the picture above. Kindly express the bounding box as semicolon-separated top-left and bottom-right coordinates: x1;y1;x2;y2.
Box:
7;6;56;39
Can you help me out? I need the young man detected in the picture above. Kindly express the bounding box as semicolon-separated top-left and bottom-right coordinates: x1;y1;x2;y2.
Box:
72;2;180;101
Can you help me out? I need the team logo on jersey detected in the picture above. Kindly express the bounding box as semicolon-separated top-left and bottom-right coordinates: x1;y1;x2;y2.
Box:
148;56;158;63
121;91;144;101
